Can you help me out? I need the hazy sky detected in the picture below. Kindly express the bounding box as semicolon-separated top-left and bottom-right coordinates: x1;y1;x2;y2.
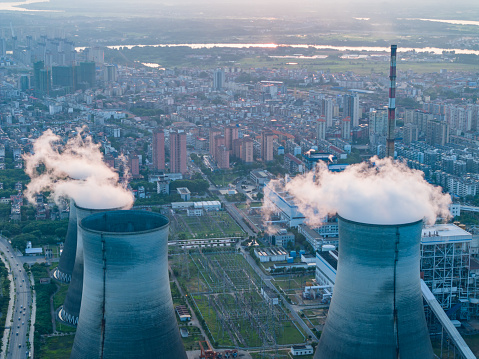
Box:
22;0;479;19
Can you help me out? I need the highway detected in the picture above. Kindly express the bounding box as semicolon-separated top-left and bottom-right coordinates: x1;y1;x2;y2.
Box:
0;238;33;359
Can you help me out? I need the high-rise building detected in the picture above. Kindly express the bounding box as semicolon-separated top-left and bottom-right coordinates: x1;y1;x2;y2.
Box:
343;94;360;127
426;120;449;146
152;130;165;171
403;123;418;145
0;38;6;57
52;66;74;91
209;128;222;158
213;68;225;91
224;125;239;152
129;155;140;178
322;98;334;127
216;145;230;169
341;117;351;140
242;138;254;163
104;64;117;83
368;109;388;137
78;62;95;88
261;131;275;162
33;61;51;97
317;118;326;141
233;137;254;164
214;135;225;160
18;75;29;91
170;131;187;174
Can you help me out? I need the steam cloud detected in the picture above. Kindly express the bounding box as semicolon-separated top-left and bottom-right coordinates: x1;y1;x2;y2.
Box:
264;157;451;226
24;129;134;209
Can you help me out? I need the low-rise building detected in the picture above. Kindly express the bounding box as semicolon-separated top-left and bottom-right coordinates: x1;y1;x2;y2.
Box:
291;345;314;356
261;287;279;305
254;247;288;262
177;187;191;201
267;228;295;247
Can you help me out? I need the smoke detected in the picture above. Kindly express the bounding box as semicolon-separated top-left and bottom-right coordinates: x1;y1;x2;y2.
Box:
263;157;451;226
23;129;134;209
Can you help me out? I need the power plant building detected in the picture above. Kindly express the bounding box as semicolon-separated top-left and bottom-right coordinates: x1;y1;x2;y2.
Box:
421;223;479;318
54;199;77;283
315;217;434;359
60;203;124;326
316;223;479;318
70;210;187;359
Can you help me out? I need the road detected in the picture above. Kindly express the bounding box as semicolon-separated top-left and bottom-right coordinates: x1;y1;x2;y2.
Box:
0;239;33;359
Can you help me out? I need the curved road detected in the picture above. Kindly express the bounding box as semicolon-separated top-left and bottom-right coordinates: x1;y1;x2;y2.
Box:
0;239;33;359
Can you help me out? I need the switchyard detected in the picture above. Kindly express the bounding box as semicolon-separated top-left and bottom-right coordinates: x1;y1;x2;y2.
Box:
172;248;306;350
163;209;244;240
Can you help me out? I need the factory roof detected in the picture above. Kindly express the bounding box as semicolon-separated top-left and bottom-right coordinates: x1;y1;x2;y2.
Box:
421;224;472;244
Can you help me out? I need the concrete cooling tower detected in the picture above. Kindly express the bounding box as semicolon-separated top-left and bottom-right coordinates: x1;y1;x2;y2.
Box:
54;199;77;283
69;210;187;359
60;203;123;325
314;216;434;359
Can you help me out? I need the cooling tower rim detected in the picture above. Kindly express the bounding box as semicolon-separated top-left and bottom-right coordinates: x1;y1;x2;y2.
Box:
337;214;423;227
73;202;128;212
79;210;169;235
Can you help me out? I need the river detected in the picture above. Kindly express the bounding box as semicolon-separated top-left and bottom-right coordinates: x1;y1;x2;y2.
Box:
0;0;53;12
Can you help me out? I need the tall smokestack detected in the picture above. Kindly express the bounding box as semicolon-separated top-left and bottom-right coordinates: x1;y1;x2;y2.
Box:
59;203;124;325
314;216;434;359
386;44;397;159
70;210;187;359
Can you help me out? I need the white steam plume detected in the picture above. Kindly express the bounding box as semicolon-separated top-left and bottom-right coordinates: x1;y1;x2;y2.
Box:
263;157;451;226
24;129;134;209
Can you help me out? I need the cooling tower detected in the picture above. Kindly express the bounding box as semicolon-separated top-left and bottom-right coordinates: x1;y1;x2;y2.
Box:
60;203;123;325
54;199;77;282
70;210;187;359
314;216;434;359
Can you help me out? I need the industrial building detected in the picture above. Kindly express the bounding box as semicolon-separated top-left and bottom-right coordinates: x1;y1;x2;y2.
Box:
60;203;124;326
70;210;187;359
54;199;77;283
254;247;288;262
291;345;314;356
316;222;479;317
315;217;434;359
420;223;478;318
266;227;295;247
171;201;221;211
264;180;306;227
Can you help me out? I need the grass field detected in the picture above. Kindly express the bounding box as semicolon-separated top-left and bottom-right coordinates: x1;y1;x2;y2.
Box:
237;57;479;75
168;210;244;240
37;334;74;359
53;283;68;310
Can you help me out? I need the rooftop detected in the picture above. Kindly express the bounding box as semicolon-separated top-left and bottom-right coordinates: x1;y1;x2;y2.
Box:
421;224;472;244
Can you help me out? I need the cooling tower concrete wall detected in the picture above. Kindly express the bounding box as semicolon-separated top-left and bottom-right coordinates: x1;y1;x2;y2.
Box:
54;199;77;283
70;210;187;359
60;203;122;325
314;216;434;359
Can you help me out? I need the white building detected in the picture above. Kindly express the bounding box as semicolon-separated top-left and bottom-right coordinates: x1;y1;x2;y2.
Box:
254;247;288;262
291;345;314;356
264;180;306;227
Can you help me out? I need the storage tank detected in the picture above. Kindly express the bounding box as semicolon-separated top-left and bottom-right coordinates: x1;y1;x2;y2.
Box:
60;203;123;325
314;216;434;359
70;210;187;359
54;199;77;283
